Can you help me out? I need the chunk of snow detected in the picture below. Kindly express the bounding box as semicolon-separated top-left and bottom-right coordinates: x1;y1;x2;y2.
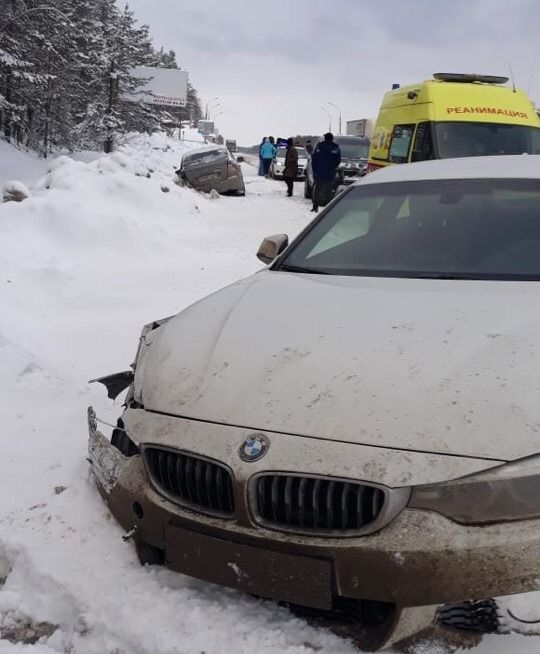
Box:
2;180;30;202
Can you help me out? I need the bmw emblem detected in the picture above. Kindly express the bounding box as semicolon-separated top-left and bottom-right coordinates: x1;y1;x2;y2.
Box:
239;434;269;462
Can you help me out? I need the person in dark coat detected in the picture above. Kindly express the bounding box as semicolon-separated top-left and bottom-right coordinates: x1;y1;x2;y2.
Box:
311;132;341;212
283;138;298;197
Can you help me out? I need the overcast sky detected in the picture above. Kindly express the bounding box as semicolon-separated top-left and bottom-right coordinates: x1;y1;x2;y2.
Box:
120;0;540;145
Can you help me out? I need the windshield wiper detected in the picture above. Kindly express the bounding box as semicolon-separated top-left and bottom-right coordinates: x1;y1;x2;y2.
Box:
277;264;329;275
411;272;486;280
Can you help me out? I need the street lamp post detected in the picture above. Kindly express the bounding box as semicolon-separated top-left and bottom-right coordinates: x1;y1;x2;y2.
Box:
321;107;332;133
328;101;342;135
205;97;220;120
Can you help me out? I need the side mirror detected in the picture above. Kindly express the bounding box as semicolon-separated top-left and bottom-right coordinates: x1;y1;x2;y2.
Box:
236;155;244;162
257;234;289;264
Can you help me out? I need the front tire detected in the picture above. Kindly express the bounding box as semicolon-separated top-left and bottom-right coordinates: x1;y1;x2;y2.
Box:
437;599;501;634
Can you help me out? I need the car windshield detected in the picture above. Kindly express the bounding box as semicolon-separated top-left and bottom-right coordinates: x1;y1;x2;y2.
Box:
277;179;540;280
276;147;307;159
184;149;225;165
336;141;370;159
435;122;540;158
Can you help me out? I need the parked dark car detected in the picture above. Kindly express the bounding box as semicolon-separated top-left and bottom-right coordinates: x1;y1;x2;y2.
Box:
304;135;370;199
176;146;245;196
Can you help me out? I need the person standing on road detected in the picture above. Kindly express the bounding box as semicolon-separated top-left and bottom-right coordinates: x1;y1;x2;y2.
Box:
260;137;276;177
283;138;298;197
311;132;341;212
258;137;266;176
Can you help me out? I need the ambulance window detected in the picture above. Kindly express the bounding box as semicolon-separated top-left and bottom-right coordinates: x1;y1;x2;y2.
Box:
389;124;415;163
411;122;435;162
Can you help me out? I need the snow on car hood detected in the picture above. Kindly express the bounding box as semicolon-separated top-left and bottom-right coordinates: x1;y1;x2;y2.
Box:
135;271;540;461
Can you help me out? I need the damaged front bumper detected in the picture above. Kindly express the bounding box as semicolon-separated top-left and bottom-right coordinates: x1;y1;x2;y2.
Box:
88;407;127;495
87;406;540;650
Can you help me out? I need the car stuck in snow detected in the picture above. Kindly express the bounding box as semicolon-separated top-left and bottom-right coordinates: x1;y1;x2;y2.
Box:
89;154;540;651
176;145;245;196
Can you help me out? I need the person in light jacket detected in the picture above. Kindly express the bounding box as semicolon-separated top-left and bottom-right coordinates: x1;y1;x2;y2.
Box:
260;137;277;177
282;138;298;197
258;137;266;176
311;132;341;212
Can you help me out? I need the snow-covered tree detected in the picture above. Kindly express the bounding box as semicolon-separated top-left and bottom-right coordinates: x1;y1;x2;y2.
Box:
0;0;203;153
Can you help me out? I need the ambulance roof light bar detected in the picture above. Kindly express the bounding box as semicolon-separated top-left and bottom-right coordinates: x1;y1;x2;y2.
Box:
434;73;509;85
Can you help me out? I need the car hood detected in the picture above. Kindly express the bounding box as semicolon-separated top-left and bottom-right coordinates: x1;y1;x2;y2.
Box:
340;158;367;168
135;271;540;461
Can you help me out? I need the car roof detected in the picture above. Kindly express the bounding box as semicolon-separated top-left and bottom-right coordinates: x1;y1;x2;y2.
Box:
334;135;370;142
315;135;370;147
184;145;226;157
361;154;540;185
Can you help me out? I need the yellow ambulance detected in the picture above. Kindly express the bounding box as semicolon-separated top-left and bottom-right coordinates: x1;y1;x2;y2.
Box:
367;73;540;172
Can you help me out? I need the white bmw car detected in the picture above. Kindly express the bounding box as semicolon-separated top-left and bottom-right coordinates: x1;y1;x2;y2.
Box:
90;155;540;651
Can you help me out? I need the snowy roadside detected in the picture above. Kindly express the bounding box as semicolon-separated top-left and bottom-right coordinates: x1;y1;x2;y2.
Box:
0;140;50;191
0;141;104;192
0;133;538;653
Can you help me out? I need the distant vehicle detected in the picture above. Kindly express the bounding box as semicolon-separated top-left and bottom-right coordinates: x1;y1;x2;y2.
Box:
176;146;245;196
225;139;237;153
304;135;370;199
270;146;308;180
367;72;540;172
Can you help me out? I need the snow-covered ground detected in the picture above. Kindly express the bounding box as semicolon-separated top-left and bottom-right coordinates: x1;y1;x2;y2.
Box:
0;140;49;190
0;140;103;191
0;134;538;653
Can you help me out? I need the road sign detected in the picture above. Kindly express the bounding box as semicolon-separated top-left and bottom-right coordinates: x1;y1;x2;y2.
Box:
198;120;215;136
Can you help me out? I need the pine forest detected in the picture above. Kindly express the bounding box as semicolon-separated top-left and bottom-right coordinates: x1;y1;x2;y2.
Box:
0;0;203;155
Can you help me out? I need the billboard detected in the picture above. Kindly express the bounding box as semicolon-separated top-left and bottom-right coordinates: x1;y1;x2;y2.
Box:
197;120;215;136
125;66;188;108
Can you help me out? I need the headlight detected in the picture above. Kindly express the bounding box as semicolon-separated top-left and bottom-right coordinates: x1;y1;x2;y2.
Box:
409;455;540;524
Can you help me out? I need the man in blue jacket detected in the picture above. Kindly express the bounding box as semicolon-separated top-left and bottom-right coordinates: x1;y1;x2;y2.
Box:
311;132;341;212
